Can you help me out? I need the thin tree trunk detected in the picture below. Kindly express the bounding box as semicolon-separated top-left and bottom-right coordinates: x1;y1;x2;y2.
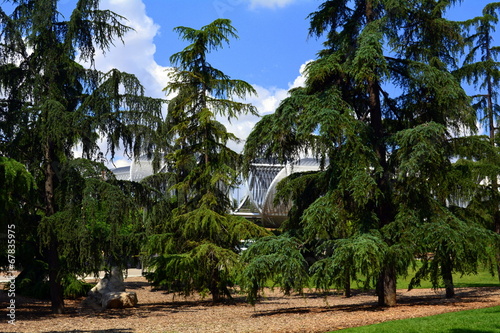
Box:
441;257;455;298
344;271;351;298
495;212;500;282
210;269;221;303
44;140;65;314
211;287;221;303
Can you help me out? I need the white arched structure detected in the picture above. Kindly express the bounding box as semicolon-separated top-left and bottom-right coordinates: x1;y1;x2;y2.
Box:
232;158;323;226
111;155;165;181
111;156;323;227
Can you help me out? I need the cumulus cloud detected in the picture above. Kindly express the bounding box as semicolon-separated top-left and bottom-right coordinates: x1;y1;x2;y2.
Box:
92;0;170;99
219;62;310;152
75;0;310;163
74;0;172;167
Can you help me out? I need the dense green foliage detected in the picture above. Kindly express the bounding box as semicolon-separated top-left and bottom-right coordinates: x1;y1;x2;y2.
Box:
457;2;500;281
240;235;308;304
0;157;35;223
0;0;162;312
143;19;268;302
2;0;500;315
241;0;500;306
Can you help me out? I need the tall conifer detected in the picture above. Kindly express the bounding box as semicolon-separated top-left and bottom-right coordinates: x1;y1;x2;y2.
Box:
457;2;500;281
0;0;162;313
243;0;495;305
144;19;268;302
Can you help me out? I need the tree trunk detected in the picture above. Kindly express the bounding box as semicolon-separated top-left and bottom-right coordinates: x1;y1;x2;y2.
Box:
368;70;396;307
495;213;500;282
365;0;397;307
47;241;64;314
344;271;351;298
210;269;221;303
441;258;455;298
44;140;65;313
377;265;397;306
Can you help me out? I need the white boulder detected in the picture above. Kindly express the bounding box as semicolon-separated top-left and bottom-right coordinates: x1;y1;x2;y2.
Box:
85;267;137;310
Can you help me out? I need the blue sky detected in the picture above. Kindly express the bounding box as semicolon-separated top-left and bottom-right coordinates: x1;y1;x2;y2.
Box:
143;0;325;89
65;0;497;166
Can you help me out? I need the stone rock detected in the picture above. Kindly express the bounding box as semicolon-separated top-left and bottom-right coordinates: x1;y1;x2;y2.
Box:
101;291;138;309
89;267;125;298
84;267;137;311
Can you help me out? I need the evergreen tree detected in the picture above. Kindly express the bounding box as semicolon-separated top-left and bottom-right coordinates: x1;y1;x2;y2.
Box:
243;0;495;306
0;0;162;313
457;1;500;281
144;19;268;302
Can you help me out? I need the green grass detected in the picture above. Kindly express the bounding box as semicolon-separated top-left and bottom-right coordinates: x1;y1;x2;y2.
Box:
327;267;500;332
262;265;499;291
332;306;500;332
396;265;500;290
340;266;499;291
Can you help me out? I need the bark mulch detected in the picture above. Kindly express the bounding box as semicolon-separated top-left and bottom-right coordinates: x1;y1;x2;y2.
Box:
1;277;499;333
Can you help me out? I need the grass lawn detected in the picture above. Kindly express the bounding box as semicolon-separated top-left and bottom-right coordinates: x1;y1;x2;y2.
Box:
333;305;500;332
395;265;500;290
329;267;500;332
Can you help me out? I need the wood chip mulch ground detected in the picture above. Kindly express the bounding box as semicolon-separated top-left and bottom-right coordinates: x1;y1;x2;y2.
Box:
1;277;500;333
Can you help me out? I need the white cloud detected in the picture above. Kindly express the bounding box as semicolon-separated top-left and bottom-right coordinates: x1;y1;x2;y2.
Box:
214;0;306;17
289;61;310;89
217;85;286;152
219;63;309;152
249;0;298;9
92;0;170;99
78;0;310;163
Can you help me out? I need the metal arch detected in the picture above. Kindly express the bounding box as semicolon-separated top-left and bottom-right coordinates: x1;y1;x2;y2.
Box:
112;156;323;227
246;163;284;214
236;159;323;226
116;155;166;182
260;165;293;225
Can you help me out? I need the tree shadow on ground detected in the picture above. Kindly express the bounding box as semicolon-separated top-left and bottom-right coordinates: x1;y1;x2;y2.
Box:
3;330;133;333
250;287;500;318
1;283;499;322
120;280;149;290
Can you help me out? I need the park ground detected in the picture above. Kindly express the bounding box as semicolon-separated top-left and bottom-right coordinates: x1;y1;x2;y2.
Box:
1;275;500;333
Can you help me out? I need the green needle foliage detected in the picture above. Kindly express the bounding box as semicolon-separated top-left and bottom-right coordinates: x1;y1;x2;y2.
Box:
0;157;36;223
243;0;497;306
144;19;268;303
456;2;500;281
0;157;36;279
0;0;163;313
240;235;309;304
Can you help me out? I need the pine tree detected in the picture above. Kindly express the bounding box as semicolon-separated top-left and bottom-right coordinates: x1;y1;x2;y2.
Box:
0;0;162;313
457;1;500;282
243;0;493;306
144;19;268;302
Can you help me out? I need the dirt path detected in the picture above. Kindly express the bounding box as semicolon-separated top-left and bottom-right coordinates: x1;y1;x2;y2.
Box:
1;277;500;333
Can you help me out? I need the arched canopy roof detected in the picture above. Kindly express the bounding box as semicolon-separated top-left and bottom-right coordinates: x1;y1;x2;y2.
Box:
111;156;325;227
